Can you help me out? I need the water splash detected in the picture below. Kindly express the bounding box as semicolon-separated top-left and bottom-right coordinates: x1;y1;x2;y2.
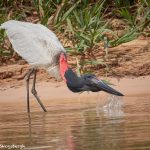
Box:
102;94;124;118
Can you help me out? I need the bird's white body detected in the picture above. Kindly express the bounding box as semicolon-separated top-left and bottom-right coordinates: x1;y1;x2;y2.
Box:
0;20;65;79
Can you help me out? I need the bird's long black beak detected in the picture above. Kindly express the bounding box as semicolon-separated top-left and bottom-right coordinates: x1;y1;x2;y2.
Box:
98;80;124;96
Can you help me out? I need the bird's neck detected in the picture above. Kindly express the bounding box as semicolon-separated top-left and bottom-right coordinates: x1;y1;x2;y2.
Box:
64;68;81;85
59;59;69;82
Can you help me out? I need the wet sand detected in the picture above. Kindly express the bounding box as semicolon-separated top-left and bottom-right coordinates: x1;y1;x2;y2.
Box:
0;76;150;103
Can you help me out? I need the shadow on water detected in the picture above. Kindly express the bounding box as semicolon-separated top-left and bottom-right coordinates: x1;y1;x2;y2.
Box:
0;94;150;150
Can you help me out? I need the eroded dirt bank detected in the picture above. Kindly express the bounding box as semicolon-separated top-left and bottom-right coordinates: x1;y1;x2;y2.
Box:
0;38;150;90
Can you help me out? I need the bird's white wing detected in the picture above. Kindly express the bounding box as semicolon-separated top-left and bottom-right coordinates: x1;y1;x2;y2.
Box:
0;20;65;67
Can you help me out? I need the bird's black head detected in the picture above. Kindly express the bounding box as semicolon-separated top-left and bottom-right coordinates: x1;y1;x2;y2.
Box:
63;68;124;96
64;68;84;92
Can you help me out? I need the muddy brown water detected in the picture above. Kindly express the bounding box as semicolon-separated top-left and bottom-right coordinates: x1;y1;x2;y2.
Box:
0;76;150;150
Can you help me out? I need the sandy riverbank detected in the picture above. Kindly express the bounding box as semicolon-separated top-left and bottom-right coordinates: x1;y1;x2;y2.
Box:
0;76;150;102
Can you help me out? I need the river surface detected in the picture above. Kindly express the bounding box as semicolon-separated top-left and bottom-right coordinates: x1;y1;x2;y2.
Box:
0;94;150;150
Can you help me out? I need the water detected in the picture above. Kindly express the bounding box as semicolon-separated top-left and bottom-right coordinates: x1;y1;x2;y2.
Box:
0;95;150;150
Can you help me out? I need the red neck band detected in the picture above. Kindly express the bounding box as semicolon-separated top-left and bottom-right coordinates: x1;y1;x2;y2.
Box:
59;54;68;82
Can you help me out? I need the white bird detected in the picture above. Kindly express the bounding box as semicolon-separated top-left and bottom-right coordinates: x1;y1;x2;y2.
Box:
0;20;124;113
0;20;66;112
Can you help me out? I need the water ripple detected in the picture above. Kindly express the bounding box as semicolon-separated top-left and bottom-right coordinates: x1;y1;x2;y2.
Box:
0;95;150;150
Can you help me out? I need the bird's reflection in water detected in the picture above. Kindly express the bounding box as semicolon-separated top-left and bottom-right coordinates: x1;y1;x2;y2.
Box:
27;112;48;147
28;113;32;141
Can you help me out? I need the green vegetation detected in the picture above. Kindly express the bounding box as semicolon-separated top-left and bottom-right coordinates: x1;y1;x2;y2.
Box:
0;0;150;73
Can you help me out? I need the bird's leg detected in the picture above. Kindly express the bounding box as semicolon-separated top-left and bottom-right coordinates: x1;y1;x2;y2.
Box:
25;68;35;113
31;69;47;112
